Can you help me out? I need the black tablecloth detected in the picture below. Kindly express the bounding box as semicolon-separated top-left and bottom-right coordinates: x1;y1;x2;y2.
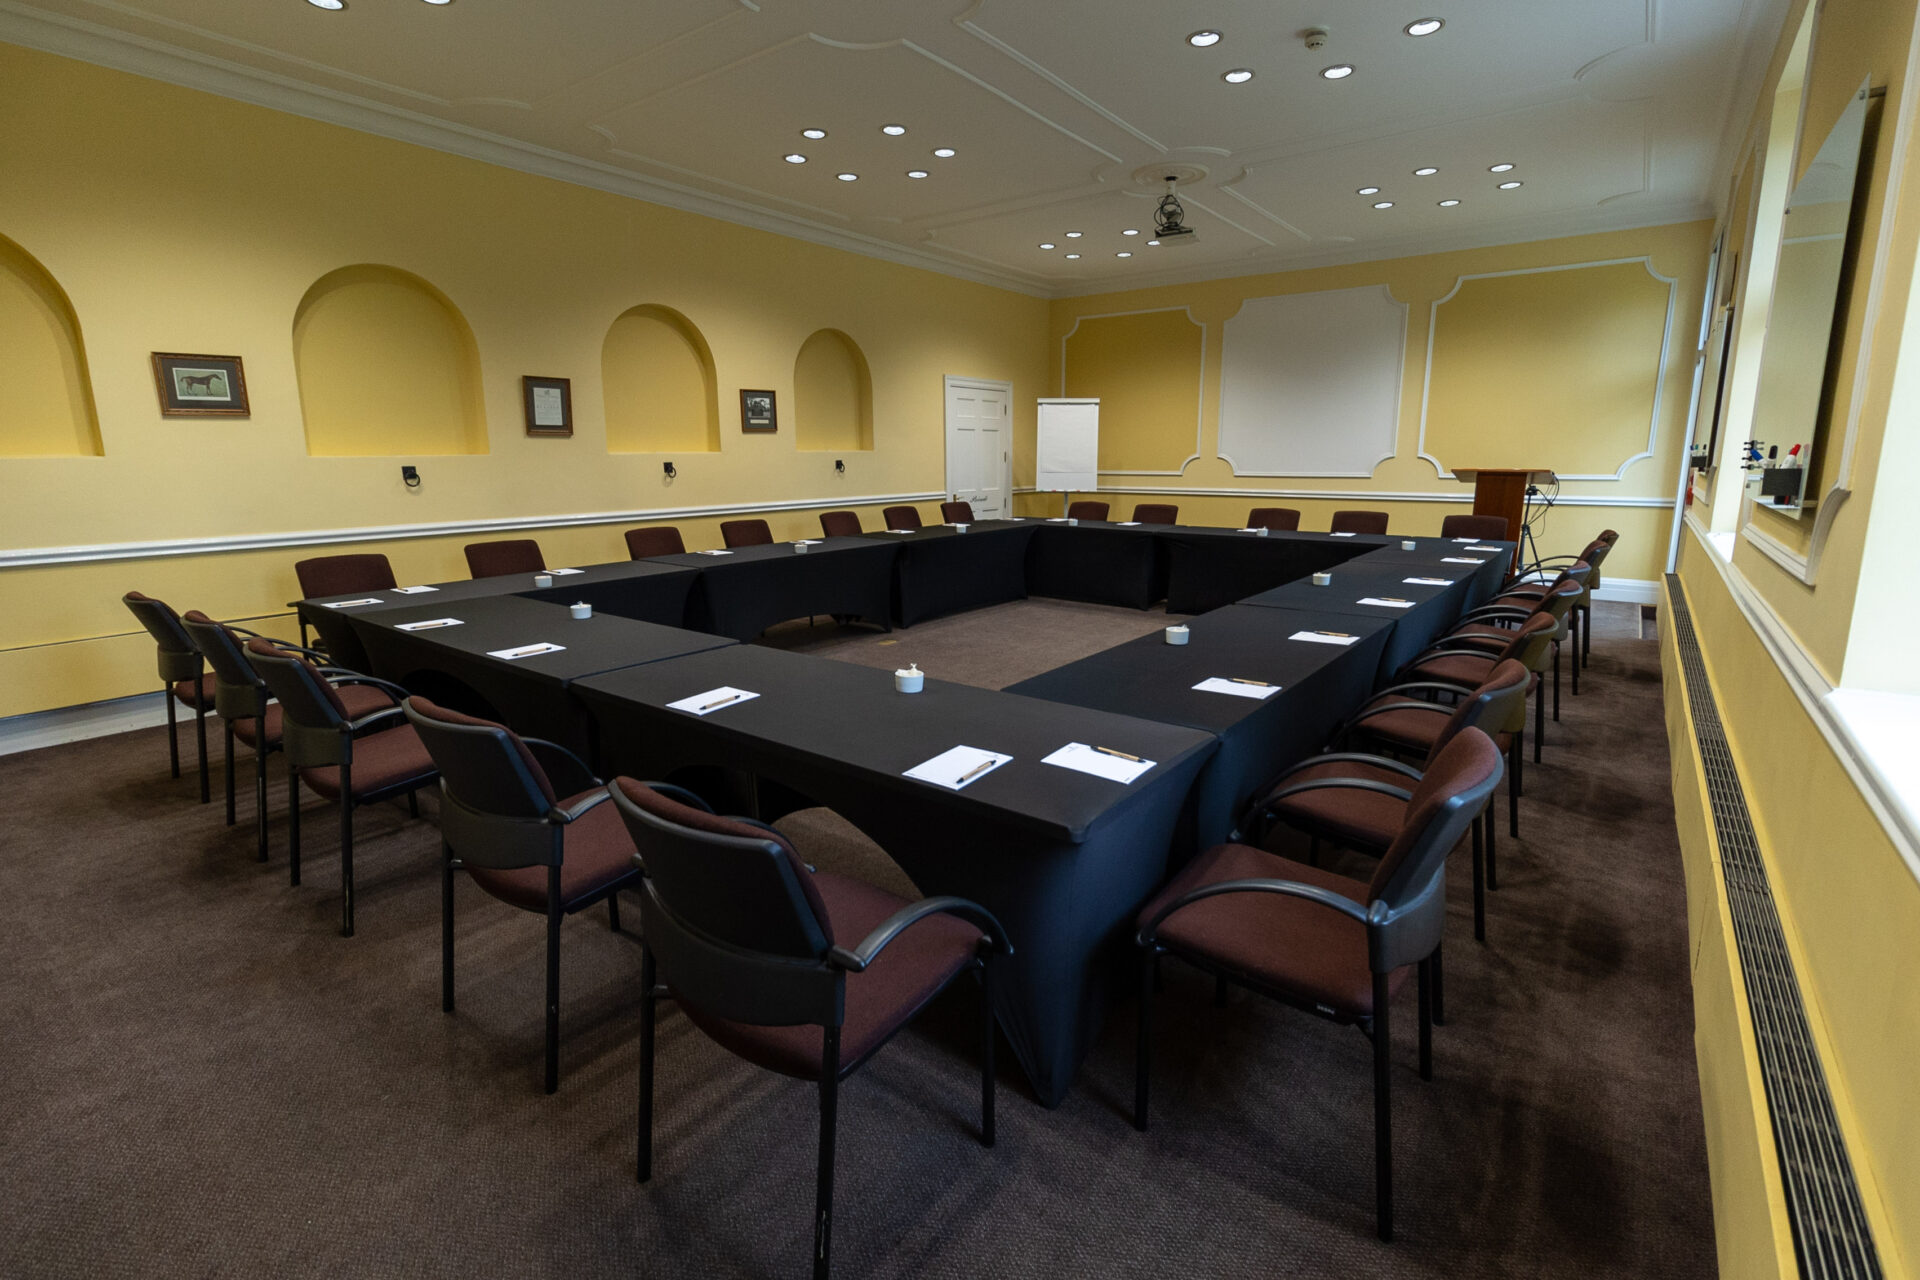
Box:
646;538;897;639
1006;604;1394;851
861;521;1035;626
573;646;1217;1108
1157;527;1376;614
1355;540;1514;610
1239;562;1476;679
346;595;735;754
1025;522;1164;609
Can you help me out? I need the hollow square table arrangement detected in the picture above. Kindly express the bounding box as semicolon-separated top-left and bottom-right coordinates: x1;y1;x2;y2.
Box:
642;537;898;639
858;520;1036;626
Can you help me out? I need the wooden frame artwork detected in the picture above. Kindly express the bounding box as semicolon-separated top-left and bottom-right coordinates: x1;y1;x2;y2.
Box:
151;353;249;417
522;376;573;437
740;389;777;433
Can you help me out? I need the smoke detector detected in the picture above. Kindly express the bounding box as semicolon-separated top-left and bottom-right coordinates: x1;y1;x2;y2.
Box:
1303;26;1330;50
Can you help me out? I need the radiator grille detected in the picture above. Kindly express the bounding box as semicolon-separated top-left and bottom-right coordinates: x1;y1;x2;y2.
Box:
1665;575;1882;1279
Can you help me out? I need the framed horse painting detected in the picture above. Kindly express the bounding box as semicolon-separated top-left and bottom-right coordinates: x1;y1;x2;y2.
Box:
151;353;249;417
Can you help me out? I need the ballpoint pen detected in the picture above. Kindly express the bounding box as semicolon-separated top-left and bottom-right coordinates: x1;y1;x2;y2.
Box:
699;693;743;711
1228;677;1271;686
956;758;996;785
1314;630;1353;638
1094;746;1142;761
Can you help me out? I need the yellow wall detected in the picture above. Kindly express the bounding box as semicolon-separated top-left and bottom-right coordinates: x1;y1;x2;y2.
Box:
0;43;1048;717
0;232;100;458
602;305;721;455
1060;309;1206;474
1044;220;1714;583
792;329;873;453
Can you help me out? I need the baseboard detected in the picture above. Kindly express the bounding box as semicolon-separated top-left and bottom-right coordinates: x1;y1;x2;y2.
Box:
0;691;168;757
1593;577;1660;606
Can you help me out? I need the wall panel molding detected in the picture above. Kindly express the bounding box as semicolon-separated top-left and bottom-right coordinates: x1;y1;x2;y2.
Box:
1058;307;1205;476
1019;483;1672;508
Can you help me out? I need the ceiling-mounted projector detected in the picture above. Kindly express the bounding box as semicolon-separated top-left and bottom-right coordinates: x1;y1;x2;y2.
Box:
1154;176;1198;246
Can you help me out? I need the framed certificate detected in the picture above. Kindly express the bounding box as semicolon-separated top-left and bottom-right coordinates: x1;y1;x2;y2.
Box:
522;376;573;437
740;388;777;433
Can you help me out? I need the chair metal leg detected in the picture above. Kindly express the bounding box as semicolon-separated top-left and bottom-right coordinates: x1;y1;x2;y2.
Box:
1134;948;1154;1131
607;893;621;933
1515;722;1527;796
1371;971;1394;1243
1508;736;1520;838
1582;602;1593;666
1486;803;1499;892
545;864;562;1094
1552;643;1561;721
223;720;237;827
288;768;302;886
815;1028;841;1280
1533;675;1544;762
165;684;180;779
979;958;997;1148
1214;974;1229;1007
1417;959;1433;1082
339;768;355;938
442;843;456;1013
1571;625;1581;696
1431;943;1446;1027
194;698;210;804
254;734;271;863
637;945;657;1183
1470;814;1486;943
407;790;420;819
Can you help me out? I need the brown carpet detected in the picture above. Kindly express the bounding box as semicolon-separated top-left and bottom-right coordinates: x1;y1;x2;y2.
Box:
0;602;1714;1278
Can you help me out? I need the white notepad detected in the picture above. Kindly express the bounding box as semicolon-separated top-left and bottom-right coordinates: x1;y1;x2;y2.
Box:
1357;597;1415;608
393;585;439;595
885;529;918;535
1330;531;1357;537
1453;537;1480;542
1404;576;1454;586
1116;521;1142;526
1291;630;1361;646
1192;677;1281;699
666;686;759;716
1441;556;1488;565
1043;742;1155;784
320;598;383;608
904;745;1011;790
549;567;584;575
1464;545;1502;553
487;642;565;660
395;617;463;632
792;539;822;546
697;549;733;556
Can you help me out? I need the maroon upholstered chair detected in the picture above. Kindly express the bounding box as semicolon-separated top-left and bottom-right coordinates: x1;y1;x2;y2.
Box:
1131;503;1178;525
720;519;775;548
1135;730;1503;1242
465;539;545;579
941;501;976;524
404;697;641;1093
882;505;924;532
1499;538;1613;671
1399;612;1558;763
122;591;214;802
1454;570;1588;713
625;526;687;559
819;510;863;538
1330;510;1390;535
1247;507;1301;531
1066;501;1109;521
245;639;436;936
183;610;392;862
295;554;396;599
611;779;1011;1280
1439;514;1509;541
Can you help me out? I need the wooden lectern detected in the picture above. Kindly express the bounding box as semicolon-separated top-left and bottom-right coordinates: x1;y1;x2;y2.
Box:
1453;468;1555;573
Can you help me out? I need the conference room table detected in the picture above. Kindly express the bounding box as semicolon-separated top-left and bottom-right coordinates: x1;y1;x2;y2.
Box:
1356;539;1515;609
859;520;1036;626
572;645;1218;1108
1023;519;1165;609
1007;603;1395;852
1239;561;1480;679
643;537;898;640
1155;526;1381;614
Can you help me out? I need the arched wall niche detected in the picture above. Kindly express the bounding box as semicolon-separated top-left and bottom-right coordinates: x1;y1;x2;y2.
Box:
0;234;102;457
793;328;873;452
293;264;487;457
602;305;720;453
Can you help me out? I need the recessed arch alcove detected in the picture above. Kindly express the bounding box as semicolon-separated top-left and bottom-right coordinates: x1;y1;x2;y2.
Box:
293;264;487;457
602;304;720;453
793;328;873;452
0;234;102;457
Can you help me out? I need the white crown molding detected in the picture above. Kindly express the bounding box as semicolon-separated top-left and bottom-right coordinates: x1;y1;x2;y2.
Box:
0;3;1054;299
1417;256;1678;482
1058;307;1205;477
0;489;945;569
1015;484;1671;509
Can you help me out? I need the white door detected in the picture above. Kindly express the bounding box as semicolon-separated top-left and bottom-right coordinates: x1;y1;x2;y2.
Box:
945;377;1012;520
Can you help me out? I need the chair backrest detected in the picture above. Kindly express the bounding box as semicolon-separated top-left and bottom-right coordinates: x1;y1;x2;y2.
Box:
1132;503;1178;525
720;519;774;548
181;611;267;704
405;697;567;869
1364;730;1503;971
1067;501;1109;521
625;526;686;559
883;505;924;531
122;592;202;682
465;539;545;579
1440;513;1509;540
295;554;396;599
819;510;863;538
244;638;356;767
1493;611;1561;670
1598;528;1620;545
1428;659;1532;754
1330;510;1390;535
941;501;976;524
1247;507;1300;531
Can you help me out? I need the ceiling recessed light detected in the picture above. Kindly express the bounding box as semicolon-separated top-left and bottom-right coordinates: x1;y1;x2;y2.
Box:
1321;64;1354;80
1188;30;1222;46
1489;162;1514;173
1065;231;1083;238
1117;251;1133;258
836;172;859;182
906;169;929;178
801;128;827;140
1065;253;1081;260
1438;198;1461;206
1373;201;1394;209
1222;68;1255;84
307;0;345;9
1039;242;1055;249
881;124;907;135
1357;186;1381;195
1147;239;1161;246
1405;17;1444;36
1413;167;1438;176
932;147;956;158
783;154;807;164
1122;228;1140;236
1498;180;1523;189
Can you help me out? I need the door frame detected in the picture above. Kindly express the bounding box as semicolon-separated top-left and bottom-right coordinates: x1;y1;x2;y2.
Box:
943;375;1014;517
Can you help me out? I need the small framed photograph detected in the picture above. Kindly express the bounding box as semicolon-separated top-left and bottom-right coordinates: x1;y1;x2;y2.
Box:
151;353;249;417
522;376;573;437
740;389;777;433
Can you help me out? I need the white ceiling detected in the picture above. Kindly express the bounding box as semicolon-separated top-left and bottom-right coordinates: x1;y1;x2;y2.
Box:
0;0;1771;297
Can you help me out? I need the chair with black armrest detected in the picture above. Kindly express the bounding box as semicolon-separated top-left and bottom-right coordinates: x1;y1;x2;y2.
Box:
1135;729;1503;1243
819;511;863;538
721;519;775;548
1397;612;1558;764
122;592;215;803
1450;570;1587;714
403;697;642;1093
1131;503;1178;525
1598;528;1619;545
464;539;545;579
1239;661;1527;943
882;505;924;532
244;638;436;936
940;501;976;524
1066;500;1109;521
293;555;398;648
1495;540;1609;671
625;526;687;559
182;611;394;861
1247;507;1301;531
1439;513;1509;541
1331;510;1390;535
610;778;1012;1280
